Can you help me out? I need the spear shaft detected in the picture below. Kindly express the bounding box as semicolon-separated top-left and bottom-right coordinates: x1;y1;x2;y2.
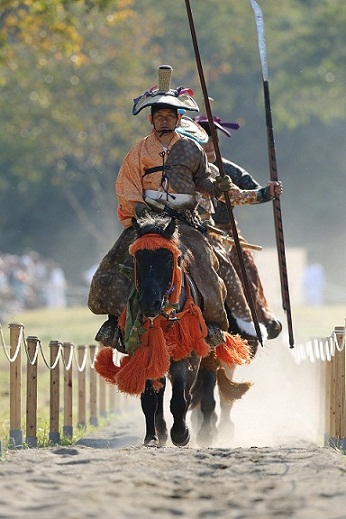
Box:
184;0;263;346
249;0;294;348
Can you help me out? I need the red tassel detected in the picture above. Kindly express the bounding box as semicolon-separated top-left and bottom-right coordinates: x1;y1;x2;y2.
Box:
183;301;209;358
215;332;251;367
115;321;171;395
146;326;171;380
115;344;151;395
169;320;193;361
94;347;120;384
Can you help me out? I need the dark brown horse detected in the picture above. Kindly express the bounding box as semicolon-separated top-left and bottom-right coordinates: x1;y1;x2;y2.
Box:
94;215;209;446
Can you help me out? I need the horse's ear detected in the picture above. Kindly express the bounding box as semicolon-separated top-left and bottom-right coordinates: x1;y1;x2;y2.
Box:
132;217;140;233
164;218;176;238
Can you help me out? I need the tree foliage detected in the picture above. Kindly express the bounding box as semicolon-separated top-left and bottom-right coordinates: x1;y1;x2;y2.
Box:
0;0;345;287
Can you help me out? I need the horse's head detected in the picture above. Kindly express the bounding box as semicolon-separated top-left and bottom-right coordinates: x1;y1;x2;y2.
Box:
130;215;183;319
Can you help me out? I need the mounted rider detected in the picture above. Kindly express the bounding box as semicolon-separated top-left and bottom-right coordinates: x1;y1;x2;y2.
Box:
194;102;283;339
88;65;280;347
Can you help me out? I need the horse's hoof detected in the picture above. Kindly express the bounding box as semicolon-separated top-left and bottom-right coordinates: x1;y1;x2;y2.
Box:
158;433;168;447
197;431;213;448
143;436;159;447
171;427;190;447
266;318;282;339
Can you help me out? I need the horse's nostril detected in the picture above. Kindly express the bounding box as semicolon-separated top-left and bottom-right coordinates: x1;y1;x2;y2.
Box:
139;298;162;318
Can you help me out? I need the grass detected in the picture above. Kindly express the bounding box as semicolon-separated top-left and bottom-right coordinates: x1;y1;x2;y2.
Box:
290;305;346;344
3;305;105;346
3;303;345;348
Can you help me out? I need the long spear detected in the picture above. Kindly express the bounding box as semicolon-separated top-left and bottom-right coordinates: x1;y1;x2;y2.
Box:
184;0;263;346
249;0;294;348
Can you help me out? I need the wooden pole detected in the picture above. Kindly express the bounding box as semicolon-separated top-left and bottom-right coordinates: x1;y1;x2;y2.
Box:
89;345;98;426
333;327;345;448
77;345;86;428
49;340;60;445
63;342;73;440
9;323;23;448
99;375;107;418
26;336;39;448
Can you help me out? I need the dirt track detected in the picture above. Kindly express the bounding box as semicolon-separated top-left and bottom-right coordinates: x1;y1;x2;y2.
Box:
1;336;345;518
1;415;346;519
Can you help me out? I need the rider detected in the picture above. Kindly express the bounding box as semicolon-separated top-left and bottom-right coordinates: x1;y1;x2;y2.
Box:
88;66;282;347
194;104;283;339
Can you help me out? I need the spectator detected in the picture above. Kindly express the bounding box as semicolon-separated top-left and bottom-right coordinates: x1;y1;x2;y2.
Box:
303;262;326;306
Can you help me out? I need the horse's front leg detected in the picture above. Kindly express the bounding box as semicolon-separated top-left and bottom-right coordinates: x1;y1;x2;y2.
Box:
218;365;237;441
169;354;200;447
155;377;168;446
141;379;165;446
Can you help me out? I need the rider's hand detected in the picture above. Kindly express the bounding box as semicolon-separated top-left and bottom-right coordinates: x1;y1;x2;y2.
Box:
215;175;233;192
268;181;283;198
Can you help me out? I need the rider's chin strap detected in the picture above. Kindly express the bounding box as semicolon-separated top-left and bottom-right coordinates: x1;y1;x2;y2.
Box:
156;128;175;137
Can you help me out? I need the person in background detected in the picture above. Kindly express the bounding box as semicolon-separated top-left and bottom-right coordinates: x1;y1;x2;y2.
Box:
45;261;67;308
194;103;283;340
303;261;325;306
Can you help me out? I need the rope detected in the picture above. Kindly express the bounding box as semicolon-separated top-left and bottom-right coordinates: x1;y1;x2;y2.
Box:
23;338;40;366
0;322;98;372
291;319;345;364
0;323;25;362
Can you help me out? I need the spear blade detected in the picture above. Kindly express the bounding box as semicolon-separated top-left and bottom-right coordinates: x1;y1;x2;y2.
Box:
249;0;295;348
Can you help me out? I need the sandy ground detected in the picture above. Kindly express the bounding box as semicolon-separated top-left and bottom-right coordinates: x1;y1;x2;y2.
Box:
1;333;346;518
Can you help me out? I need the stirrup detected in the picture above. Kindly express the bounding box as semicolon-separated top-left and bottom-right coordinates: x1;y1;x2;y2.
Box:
95;316;118;346
206;322;225;348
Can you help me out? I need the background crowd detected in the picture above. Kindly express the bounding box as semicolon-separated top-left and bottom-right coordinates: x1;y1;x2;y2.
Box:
0;250;67;320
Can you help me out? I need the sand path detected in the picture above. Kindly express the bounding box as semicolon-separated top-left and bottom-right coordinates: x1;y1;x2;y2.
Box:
1;337;345;518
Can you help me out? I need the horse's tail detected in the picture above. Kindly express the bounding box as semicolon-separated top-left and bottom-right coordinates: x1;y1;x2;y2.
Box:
216;365;252;403
189;350;218;409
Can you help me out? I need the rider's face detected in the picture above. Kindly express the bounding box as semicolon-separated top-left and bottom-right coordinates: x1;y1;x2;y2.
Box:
203;136;217;162
151;109;179;132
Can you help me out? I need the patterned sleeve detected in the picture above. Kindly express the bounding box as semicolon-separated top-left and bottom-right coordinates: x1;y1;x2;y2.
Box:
222;159;261;190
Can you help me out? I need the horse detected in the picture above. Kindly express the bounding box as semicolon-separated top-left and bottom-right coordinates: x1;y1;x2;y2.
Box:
189;279;260;447
94;214;211;447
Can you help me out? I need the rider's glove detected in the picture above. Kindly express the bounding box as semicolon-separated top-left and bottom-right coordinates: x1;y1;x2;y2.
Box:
215;175;233;192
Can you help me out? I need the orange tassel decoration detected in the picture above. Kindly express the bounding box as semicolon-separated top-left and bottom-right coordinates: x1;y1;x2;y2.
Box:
95;232;253;395
215;332;251;367
115;319;171;395
94;347;120;384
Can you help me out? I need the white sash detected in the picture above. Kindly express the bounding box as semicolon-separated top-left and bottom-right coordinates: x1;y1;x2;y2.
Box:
144;190;195;209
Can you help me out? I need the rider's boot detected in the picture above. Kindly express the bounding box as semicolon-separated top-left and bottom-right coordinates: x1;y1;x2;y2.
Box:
95;315;118;347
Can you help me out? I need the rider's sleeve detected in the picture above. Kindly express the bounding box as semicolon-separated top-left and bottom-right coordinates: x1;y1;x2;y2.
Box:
222;159;261;190
115;146;145;228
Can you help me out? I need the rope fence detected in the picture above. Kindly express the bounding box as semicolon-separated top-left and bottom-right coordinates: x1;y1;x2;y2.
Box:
291;321;346;450
1;320;345;453
0;322;126;454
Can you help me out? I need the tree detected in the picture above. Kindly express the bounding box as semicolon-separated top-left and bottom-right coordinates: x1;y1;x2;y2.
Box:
0;0;117;63
0;0;345;290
